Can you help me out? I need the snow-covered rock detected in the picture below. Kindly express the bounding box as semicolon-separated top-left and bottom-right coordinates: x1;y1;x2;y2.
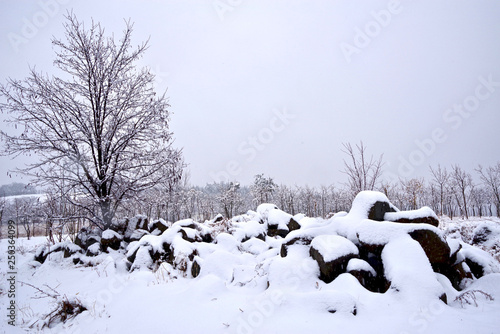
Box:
256;203;279;221
310;235;359;283
347;190;398;221
231;220;266;242
460;242;500;278
101;229;123;251
382;235;447;303
472;221;500;246
385;206;439;227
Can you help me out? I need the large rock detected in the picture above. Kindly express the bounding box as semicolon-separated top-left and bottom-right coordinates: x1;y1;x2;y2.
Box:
74;227;101;250
86;242;102;257
447;238;462;265
280;236;314;257
64;243;83;259
385;207;439;227
382;236;447;304
287;217;301;232
472;222;500;245
459;243;500;279
149;219;169;234
394;216;439;227
34;242;82;263
408;229;450;266
309;235;359;283
231;220;266;243
435;261;473;291
346;258;379;292
267;208;298;238
128;229;150;242
267;225;289;238
130;245;154;271
179;227;198;243
356;243;389;293
110;218;128;235
267;216;300;238
101;229;123;251
133;216;149;231
35;242;74;263
173;219;213;243
348;191;398;221
256;203;279;223
256;204;298;238
368;201;397;221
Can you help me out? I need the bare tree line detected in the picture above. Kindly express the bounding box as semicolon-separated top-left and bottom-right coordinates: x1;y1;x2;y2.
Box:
130;161;499;222
2;159;499;240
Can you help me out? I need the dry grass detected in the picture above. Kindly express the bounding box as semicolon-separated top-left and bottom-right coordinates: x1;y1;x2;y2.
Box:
454;290;494;308
40;296;87;329
20;281;87;329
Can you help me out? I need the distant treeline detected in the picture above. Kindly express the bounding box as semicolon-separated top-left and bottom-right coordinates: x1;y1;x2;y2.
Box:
0;182;38;197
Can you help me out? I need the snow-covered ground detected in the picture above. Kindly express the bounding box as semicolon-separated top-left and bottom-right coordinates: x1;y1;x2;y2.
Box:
1;192;500;334
440;216;500;261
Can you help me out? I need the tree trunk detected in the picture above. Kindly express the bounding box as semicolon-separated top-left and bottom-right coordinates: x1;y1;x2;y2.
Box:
440;189;444;216
100;201;113;230
462;190;468;219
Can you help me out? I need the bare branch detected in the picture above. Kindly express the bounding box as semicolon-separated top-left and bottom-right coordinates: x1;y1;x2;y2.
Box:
341;141;384;196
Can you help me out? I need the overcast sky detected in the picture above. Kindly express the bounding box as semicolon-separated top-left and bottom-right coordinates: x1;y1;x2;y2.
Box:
1;0;499;188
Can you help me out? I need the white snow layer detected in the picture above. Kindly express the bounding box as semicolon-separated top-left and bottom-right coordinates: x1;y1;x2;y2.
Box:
102;229;122;240
382;235;445;303
385;206;438;221
256;203;279;221
346;258;377;276
347;190;398;220
311;235;359;262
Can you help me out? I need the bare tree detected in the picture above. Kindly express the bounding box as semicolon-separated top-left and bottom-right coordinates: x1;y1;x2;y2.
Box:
451;165;472;219
430;164;450;216
342;141;383;196
469;185;487;218
216;182;243;218
297;185;317;217
251;174;277;204
275;184;296;215
0;14;183;230
400;178;425;210
17;197;41;240
319;185;331;217
477;162;500;217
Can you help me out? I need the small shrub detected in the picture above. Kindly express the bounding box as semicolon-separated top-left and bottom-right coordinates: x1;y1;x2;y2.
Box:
454;290;494;308
41;296;87;329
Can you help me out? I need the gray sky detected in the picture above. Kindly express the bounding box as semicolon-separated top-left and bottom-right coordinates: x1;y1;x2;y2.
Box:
1;0;499;187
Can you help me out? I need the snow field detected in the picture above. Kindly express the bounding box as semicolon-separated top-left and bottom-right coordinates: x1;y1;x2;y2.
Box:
1;191;500;333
